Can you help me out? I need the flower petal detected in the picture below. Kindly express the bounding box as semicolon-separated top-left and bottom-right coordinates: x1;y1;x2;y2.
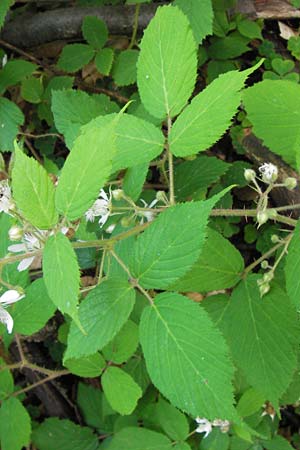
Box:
0;306;13;334
0;290;23;305
17;256;35;272
8;243;26;253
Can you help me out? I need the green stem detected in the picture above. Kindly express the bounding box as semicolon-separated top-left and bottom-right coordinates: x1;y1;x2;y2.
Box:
211;208;297;227
166;116;175;205
110;249;154;305
129;4;141;49
242;240;286;277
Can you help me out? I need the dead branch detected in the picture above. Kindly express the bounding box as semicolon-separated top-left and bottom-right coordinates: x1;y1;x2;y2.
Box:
1;1;300;49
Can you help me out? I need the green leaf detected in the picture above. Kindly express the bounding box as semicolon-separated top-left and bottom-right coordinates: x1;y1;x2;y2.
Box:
123;163;149;201
31;418;99;450
64;353;105;377
263;435;294;450
169;64;260;157
0;0;13;29
236;388;265;418
243;80;300;167
173;444;191;450
102;320;139;364
174;155;228;201
12;146;58;228
0;358;14;400
51;89;109;148
237;19;262;40
57;44;95;73
137;5;197;119
0;98;24;151
224;276;299;407
82;16;108;49
168;228;244;292
207;35;250;59
112;50;139;86
95;48;114;75
112;114;165;171
174;0;213;43
123;354;150;394
21;76;43;104
102;366;142;415
65;278;135;359
77;383;103;429
55;114;117;220
288;36;300;60
43;233;80;322
0;60;37;95
285;222;300;310
155;397;189;441
107;427;173;450
199;428;229;450
140;292;236;420
12;278;56;335
271;58;294;76
129;195;225;289
0;397;31;450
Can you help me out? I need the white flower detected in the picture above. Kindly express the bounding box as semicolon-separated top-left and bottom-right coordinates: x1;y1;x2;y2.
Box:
258;163;278;184
85;189;111;227
195;417;230;438
195;418;212;438
8;232;42;272
0;180;14;214
139;198;159;223
0;290;25;334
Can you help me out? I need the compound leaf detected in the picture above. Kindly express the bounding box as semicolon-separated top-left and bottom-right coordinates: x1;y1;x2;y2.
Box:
43;233;80;322
137;5;197;119
55;114;117;220
170;63;261;157
140;292;236;420
65;278;135;359
224;276;299;407
12;146;58;229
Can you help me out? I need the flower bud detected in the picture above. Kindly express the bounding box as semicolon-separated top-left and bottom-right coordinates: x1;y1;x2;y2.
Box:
259;282;270;297
244;169;256;182
263;271;274;283
256;210;269;227
121;217;132;227
284;177;297;190
156;191;165;202
271;234;280;243
261;260;269;269
112;189;123;201
8;225;23;241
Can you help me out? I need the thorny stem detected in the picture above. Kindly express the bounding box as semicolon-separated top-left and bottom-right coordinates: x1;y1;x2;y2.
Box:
110;249;154;305
242;236;290;277
129;3;141;49
271;233;293;273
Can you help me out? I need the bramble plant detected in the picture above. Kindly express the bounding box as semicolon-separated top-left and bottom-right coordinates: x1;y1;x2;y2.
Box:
1;1;300;449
